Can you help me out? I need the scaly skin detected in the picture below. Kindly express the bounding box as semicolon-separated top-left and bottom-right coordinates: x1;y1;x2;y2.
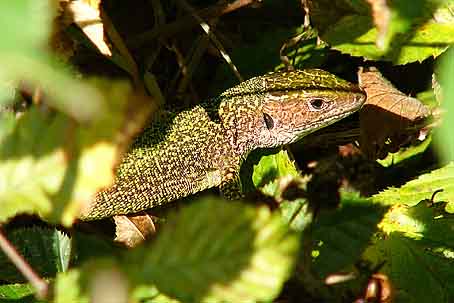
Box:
80;69;366;220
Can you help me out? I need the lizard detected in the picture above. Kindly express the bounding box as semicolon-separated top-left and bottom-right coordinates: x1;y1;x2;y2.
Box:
80;69;366;220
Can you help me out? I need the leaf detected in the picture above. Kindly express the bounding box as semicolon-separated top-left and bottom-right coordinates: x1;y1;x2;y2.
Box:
0;79;155;224
0;227;71;283
376;88;437;167
275;28;329;71
306;0;371;40
251;149;300;192
131;285;179;303
0;109;93;223
0;283;41;302
358;67;430;160
377;135;432;167
67;0;111;57
0;0;104;121
372;162;454;212
311;192;386;277
363;163;454;301
247;149;312;230
54;270;89;303
128;197;299;303
0;1;51;53
0;80;16;107
114;213;158;248
435;46;454;161
309;0;454;64
363;202;454;302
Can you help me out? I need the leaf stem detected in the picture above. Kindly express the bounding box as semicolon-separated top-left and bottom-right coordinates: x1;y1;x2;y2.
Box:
0;228;48;299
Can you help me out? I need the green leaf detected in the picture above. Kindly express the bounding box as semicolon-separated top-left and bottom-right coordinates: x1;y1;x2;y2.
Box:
128;197;299;303
377;136;432;167
311;192;386;277
251;149;299;193
0;283;43;302
378;201;454;243
54;270;89;303
372;163;454;212
274;27;329;71
363;202;454;302
0;1;51;54
0;79;153;224
131;285;179;303
247;149;311;231
0;227;71;283
0;0;104;121
317;1;454;64
0;79;16;107
0;109;68;221
435;46;454;161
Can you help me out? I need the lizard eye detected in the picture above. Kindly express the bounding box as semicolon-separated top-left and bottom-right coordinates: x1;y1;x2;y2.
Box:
263;113;274;130
309;98;326;110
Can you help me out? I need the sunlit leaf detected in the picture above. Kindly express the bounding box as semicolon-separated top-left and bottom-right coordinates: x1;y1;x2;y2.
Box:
0;79;154;224
310;0;454;64
128;197;299;302
0;0;103;121
435;46;454;161
54;270;89;303
363;202;454;302
372;162;454;212
0;283;39;302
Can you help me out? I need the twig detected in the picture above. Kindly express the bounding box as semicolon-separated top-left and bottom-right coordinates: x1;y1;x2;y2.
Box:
176;34;212;96
129;0;259;49
144;0;166;71
0;228;48;299
100;8;146;93
178;0;243;82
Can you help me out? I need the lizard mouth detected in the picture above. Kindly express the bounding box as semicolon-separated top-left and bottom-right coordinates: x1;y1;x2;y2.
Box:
291;99;365;144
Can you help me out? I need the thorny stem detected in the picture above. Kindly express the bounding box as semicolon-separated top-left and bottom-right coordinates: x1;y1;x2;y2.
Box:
0;228;48;299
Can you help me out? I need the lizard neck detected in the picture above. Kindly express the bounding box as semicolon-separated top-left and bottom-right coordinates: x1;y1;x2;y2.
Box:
218;94;263;159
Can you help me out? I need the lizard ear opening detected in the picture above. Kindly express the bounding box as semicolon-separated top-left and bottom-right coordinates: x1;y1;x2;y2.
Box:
263;113;274;130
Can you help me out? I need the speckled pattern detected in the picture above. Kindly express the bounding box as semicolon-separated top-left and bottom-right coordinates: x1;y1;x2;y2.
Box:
81;69;366;220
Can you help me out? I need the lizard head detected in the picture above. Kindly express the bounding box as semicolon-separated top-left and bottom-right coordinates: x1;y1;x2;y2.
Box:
219;69;366;153
256;69;366;147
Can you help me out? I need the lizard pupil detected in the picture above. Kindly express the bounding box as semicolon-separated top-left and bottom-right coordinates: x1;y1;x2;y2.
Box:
263;113;274;130
310;98;325;110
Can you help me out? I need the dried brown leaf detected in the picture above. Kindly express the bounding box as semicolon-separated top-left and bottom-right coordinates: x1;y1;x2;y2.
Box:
67;0;111;56
114;213;158;248
358;67;430;160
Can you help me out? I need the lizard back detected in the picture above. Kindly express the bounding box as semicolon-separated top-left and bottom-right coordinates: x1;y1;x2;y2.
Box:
81;105;230;219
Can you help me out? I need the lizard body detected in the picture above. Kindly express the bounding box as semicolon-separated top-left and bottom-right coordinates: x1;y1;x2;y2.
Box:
81;69;366;220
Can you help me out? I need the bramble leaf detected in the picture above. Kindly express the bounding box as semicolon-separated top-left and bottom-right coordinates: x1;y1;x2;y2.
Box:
128;197;299;303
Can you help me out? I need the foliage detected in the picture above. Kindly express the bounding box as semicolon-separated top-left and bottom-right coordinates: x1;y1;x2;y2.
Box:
0;0;453;302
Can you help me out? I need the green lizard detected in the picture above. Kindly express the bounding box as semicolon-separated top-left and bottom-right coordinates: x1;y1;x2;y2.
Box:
80;69;366;220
